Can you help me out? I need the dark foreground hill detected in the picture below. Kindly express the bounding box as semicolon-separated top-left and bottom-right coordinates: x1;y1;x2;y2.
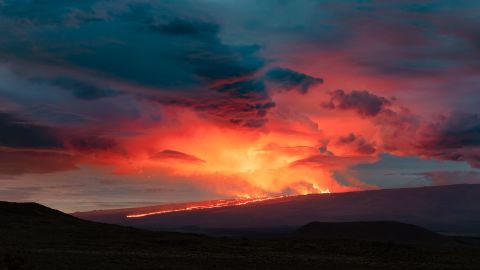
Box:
1;201;480;270
74;184;480;235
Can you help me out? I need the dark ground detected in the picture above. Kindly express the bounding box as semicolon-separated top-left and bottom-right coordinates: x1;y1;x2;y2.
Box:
1;201;480;270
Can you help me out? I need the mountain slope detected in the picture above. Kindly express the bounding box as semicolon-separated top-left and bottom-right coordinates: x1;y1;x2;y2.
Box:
73;184;480;234
296;221;450;244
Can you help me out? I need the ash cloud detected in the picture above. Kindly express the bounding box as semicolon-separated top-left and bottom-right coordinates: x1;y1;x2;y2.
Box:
415;112;480;168
336;133;376;155
323;90;393;117
264;67;323;94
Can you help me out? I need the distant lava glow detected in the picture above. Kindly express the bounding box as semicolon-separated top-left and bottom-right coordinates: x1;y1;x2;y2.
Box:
126;189;330;218
114;110;365;206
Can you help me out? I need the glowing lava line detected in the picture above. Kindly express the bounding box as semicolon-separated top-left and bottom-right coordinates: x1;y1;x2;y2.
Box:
126;196;286;218
126;190;330;218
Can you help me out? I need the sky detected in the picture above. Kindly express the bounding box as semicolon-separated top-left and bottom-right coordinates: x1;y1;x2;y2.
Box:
1;0;480;212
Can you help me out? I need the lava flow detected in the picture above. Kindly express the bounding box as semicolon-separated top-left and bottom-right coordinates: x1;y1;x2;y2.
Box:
126;190;330;218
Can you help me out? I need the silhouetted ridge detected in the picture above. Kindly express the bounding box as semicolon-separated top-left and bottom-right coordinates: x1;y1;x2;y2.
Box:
0;201;165;249
0;201;84;227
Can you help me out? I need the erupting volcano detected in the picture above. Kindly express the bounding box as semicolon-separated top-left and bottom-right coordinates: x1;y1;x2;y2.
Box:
3;0;480;269
127;190;331;218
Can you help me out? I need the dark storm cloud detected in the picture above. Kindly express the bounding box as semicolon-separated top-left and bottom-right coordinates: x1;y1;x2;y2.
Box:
52;77;121;100
0;0;99;25
151;17;265;81
0;2;265;88
215;80;267;99
0;113;63;149
68;136;118;152
415;112;480;167
264;68;323;94
148;91;275;128
323;90;393;117
365;107;480;169
195;98;274;128
0;112;120;151
0;1;279;127
151;19;219;37
187;44;264;81
196;67;322;127
0;122;120;175
336;133;376;155
0;110;121;175
428;113;480;148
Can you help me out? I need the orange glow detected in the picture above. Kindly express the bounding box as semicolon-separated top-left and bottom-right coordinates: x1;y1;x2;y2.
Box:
76;89;378;201
126;189;331;218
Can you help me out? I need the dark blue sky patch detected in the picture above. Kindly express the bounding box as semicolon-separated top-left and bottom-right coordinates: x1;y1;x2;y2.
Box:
346;154;479;188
